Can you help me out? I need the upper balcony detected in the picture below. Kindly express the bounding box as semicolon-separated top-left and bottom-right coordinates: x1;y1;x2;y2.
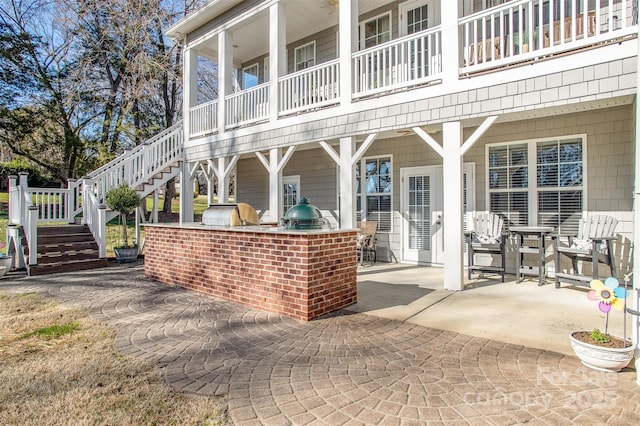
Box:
171;0;638;140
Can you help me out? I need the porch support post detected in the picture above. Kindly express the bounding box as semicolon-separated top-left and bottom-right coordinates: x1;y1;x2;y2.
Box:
440;0;460;84
268;148;282;222
442;121;464;291
179;159;194;224
269;1;286;121
183;47;198;141
218;30;233;132
216;155;239;203
338;0;357;105
152;189;159;223
633;25;640;384
218;157;230;203
339;137;356;229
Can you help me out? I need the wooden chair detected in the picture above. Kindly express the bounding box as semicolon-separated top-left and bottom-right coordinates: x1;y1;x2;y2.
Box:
553;215;618;288
356;221;378;266
465;212;506;282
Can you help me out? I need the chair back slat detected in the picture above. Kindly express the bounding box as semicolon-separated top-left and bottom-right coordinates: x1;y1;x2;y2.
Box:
468;212;504;238
578;215;618;239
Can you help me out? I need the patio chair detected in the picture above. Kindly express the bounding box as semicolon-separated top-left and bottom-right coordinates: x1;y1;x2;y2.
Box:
553;215;618;288
465;212;506;282
356;221;378;266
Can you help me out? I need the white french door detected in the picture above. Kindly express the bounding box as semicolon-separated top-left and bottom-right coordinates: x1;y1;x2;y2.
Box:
401;164;475;265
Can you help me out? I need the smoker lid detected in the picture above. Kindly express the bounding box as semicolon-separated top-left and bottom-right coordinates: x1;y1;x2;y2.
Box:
283;197;323;221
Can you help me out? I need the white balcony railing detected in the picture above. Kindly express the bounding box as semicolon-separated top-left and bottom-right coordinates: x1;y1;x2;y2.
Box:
278;59;340;115
189;100;218;137
225;83;270;129
460;0;637;73
353;27;443;98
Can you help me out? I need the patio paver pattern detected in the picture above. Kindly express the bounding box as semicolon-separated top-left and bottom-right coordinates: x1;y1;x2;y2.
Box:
2;265;639;425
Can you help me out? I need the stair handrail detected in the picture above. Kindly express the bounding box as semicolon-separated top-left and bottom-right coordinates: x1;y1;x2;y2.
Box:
86;121;184;204
86;121;183;179
83;183;107;258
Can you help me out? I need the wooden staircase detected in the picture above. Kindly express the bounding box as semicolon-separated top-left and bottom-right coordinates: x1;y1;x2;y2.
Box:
27;225;109;276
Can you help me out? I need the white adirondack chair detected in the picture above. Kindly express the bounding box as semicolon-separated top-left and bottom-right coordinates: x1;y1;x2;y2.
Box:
553;215;618;288
465;212;506;282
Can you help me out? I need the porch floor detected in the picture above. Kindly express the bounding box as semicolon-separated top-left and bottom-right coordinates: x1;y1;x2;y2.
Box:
350;263;634;356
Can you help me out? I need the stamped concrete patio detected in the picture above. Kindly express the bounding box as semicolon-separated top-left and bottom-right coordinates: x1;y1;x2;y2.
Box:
1;263;638;425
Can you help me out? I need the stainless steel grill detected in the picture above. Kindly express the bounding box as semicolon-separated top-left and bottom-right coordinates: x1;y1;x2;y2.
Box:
201;203;260;227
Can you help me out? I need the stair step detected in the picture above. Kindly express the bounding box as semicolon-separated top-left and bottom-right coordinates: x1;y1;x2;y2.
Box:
39;234;95;244
38;241;98;252
37;225;90;235
37;250;101;264
28;258;110;276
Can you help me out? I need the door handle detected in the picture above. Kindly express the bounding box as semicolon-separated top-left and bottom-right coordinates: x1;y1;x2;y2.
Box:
436;214;442;225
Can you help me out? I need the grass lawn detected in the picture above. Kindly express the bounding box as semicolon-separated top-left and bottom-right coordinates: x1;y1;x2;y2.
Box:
0;292;226;425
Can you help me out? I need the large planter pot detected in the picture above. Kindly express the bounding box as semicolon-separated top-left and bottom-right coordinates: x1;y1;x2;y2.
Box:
114;246;139;264
570;331;635;372
0;254;14;278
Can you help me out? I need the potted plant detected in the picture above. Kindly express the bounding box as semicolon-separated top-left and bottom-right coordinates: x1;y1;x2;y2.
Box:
569;275;635;372
0;242;13;278
105;184;141;263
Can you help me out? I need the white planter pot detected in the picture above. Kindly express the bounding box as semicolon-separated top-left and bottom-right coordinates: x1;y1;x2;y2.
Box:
570;332;635;372
0;255;14;278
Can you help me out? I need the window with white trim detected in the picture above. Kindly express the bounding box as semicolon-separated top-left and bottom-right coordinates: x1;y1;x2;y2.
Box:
356;156;392;232
360;12;392;49
487;136;585;234
294;42;316;71
242;63;259;89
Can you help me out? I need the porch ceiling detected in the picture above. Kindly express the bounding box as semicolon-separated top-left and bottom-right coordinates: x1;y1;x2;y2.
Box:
181;0;393;63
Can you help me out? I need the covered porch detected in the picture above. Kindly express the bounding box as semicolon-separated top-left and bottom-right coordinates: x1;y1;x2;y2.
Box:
351;263;635;357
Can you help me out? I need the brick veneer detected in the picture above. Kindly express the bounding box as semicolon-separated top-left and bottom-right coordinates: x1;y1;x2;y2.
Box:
143;225;358;321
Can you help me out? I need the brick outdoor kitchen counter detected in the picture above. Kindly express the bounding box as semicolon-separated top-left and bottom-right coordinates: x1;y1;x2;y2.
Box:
143;223;358;321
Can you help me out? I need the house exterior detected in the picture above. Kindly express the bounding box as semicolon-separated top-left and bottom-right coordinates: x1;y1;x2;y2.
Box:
166;0;639;292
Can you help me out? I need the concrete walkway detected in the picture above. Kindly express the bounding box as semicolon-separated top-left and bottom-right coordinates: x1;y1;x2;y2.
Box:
1;264;639;425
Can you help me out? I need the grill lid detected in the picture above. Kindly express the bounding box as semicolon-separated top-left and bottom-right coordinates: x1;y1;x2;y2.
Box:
283;197;322;221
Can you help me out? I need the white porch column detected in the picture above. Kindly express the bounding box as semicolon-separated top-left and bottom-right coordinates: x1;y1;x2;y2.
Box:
443;121;464;291
440;0;460;85
218;30;233;132
633;25;640;384
269;1;286;121
268;148;282;222
183;47;198;140
179;160;194;224
218;157;230;203
340;137;356;229
338;0;357;106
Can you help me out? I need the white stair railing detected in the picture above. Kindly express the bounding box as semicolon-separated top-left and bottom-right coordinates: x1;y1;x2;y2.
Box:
7;121;184;266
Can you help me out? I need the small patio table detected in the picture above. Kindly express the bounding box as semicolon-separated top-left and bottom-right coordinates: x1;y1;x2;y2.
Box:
509;226;554;286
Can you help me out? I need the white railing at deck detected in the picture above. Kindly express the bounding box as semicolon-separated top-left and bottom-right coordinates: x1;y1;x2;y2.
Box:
278;60;340;115
460;0;637;74
189;100;218;137
225;83;270;129
353;27;442;97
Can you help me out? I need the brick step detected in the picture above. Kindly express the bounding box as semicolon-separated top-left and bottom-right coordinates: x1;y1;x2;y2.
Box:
28;258;109;276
